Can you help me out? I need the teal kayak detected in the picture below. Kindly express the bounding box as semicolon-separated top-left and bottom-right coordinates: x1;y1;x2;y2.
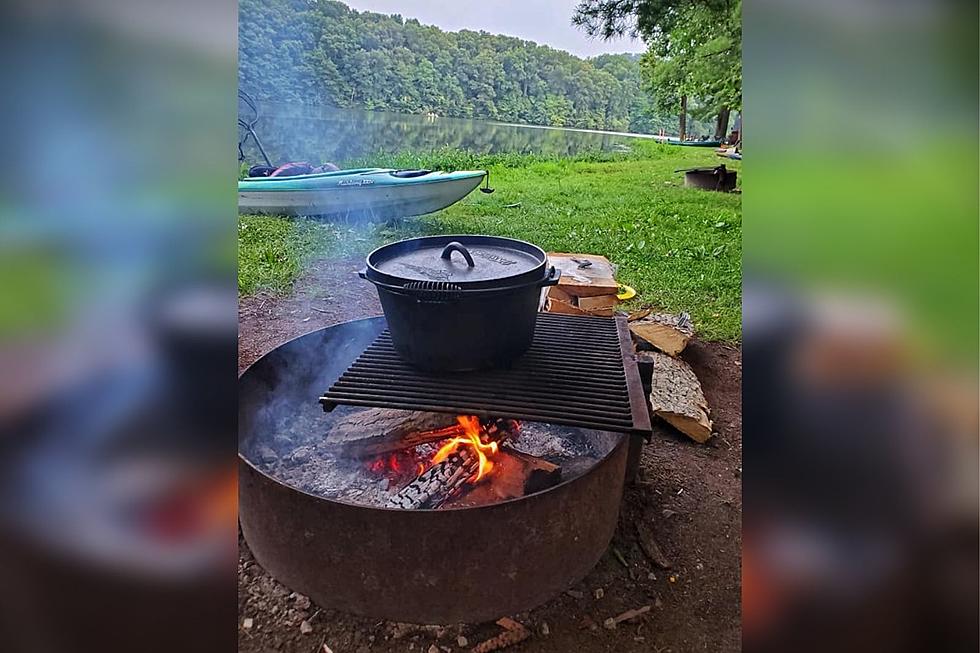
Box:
238;168;488;218
666;139;723;147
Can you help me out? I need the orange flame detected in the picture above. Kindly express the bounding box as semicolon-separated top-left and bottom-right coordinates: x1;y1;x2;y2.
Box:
431;415;499;481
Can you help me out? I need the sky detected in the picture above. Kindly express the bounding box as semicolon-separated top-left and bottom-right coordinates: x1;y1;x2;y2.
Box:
339;0;647;58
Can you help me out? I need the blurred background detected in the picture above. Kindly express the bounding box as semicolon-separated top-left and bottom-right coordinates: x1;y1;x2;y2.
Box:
743;0;977;651
0;1;237;652
0;0;975;651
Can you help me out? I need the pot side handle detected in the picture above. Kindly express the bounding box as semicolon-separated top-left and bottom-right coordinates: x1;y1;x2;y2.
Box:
541;265;561;287
440;241;475;267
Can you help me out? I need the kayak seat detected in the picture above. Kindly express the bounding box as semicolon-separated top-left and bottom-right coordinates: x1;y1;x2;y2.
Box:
390;169;433;178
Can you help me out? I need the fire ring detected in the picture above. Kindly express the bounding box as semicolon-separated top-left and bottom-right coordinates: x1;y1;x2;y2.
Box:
239;317;628;624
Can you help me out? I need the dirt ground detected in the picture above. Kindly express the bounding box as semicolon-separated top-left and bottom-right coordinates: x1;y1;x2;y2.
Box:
239;257;741;653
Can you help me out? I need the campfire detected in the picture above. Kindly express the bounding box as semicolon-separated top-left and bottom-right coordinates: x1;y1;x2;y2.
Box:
345;414;563;510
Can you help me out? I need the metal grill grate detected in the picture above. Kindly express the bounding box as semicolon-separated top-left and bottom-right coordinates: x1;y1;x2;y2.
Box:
320;313;651;435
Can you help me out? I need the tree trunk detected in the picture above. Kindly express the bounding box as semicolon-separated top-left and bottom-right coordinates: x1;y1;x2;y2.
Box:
679;95;687;141
714;107;731;141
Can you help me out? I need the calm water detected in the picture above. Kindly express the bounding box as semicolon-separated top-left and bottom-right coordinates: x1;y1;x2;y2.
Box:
239;102;657;166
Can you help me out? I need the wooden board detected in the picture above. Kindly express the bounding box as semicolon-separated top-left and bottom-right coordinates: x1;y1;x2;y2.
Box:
548;253;619;297
646;350;713;442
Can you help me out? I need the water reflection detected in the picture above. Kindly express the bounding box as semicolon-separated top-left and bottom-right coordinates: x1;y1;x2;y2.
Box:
239;102;649;165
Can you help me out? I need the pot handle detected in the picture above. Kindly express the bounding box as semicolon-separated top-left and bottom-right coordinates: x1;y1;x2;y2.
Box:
440;241;475;267
357;269;368;280
541;265;561;287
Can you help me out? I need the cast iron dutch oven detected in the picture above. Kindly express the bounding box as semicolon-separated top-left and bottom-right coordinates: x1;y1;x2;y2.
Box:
360;235;560;371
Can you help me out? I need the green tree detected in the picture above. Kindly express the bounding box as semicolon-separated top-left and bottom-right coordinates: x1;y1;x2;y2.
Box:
574;0;741;138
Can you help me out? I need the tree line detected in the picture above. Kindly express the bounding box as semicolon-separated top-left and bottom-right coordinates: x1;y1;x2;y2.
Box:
239;0;713;135
574;0;742;140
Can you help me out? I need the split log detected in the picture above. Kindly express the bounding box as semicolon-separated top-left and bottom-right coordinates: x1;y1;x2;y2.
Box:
546;286;575;303
320;409;459;458
630;312;695;356
646;350;713;442
384;448;479;509
577;294;619;311
546;297;588;316
548;253;619;297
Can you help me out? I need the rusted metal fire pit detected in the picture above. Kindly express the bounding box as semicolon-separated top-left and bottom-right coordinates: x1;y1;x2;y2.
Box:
239;317;633;624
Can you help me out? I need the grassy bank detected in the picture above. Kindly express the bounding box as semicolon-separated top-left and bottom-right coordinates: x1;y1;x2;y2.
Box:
239;141;741;340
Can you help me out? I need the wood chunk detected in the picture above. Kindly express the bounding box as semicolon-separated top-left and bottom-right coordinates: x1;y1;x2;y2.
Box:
321;409;458;457
471;618;530;653
583;307;615;317
546;297;588;316
548;253;619;297
627;308;652;322
646;351;713;442
577;294;619;311
546;286;575;303
630;312;695;356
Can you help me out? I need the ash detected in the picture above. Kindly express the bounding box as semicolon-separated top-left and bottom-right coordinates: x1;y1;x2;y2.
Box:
244;406;618;509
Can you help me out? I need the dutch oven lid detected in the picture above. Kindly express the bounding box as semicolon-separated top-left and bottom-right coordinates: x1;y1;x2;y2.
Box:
366;235;547;288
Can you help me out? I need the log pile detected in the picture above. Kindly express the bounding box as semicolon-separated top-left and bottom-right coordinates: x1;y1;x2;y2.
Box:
544;253;621;317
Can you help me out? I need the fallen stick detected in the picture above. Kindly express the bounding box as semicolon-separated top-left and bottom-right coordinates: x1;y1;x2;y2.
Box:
471;618;530;653
636;519;672;569
603;605;651;629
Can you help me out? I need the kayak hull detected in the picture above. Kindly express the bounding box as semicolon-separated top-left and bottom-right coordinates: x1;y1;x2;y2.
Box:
238;169;486;218
667;139;723;147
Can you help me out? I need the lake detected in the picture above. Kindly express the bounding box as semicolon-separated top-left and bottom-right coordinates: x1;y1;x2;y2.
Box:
239;102;659;166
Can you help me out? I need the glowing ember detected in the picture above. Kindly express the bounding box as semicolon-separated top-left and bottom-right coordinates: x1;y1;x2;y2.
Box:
431;415;499;481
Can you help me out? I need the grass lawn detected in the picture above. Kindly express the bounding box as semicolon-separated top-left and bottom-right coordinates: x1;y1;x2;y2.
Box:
239;142;741;340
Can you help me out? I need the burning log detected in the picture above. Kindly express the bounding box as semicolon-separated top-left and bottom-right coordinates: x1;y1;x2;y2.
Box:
384;448;479;509
443;447;562;508
320;409;459;458
384;418;523;510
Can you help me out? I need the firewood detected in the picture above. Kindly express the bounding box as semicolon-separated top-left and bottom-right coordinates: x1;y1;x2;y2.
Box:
321;409;458;457
384;419;521;509
630;312;695;356
548;253;619;297
577;294;618;311
546;297;588;315
546;286;575;303
646;351;713;442
471;618;530;653
384;449;479;509
444;447;562;507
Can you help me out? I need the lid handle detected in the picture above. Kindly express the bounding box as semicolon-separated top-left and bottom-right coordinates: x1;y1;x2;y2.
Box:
440;241;475;267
